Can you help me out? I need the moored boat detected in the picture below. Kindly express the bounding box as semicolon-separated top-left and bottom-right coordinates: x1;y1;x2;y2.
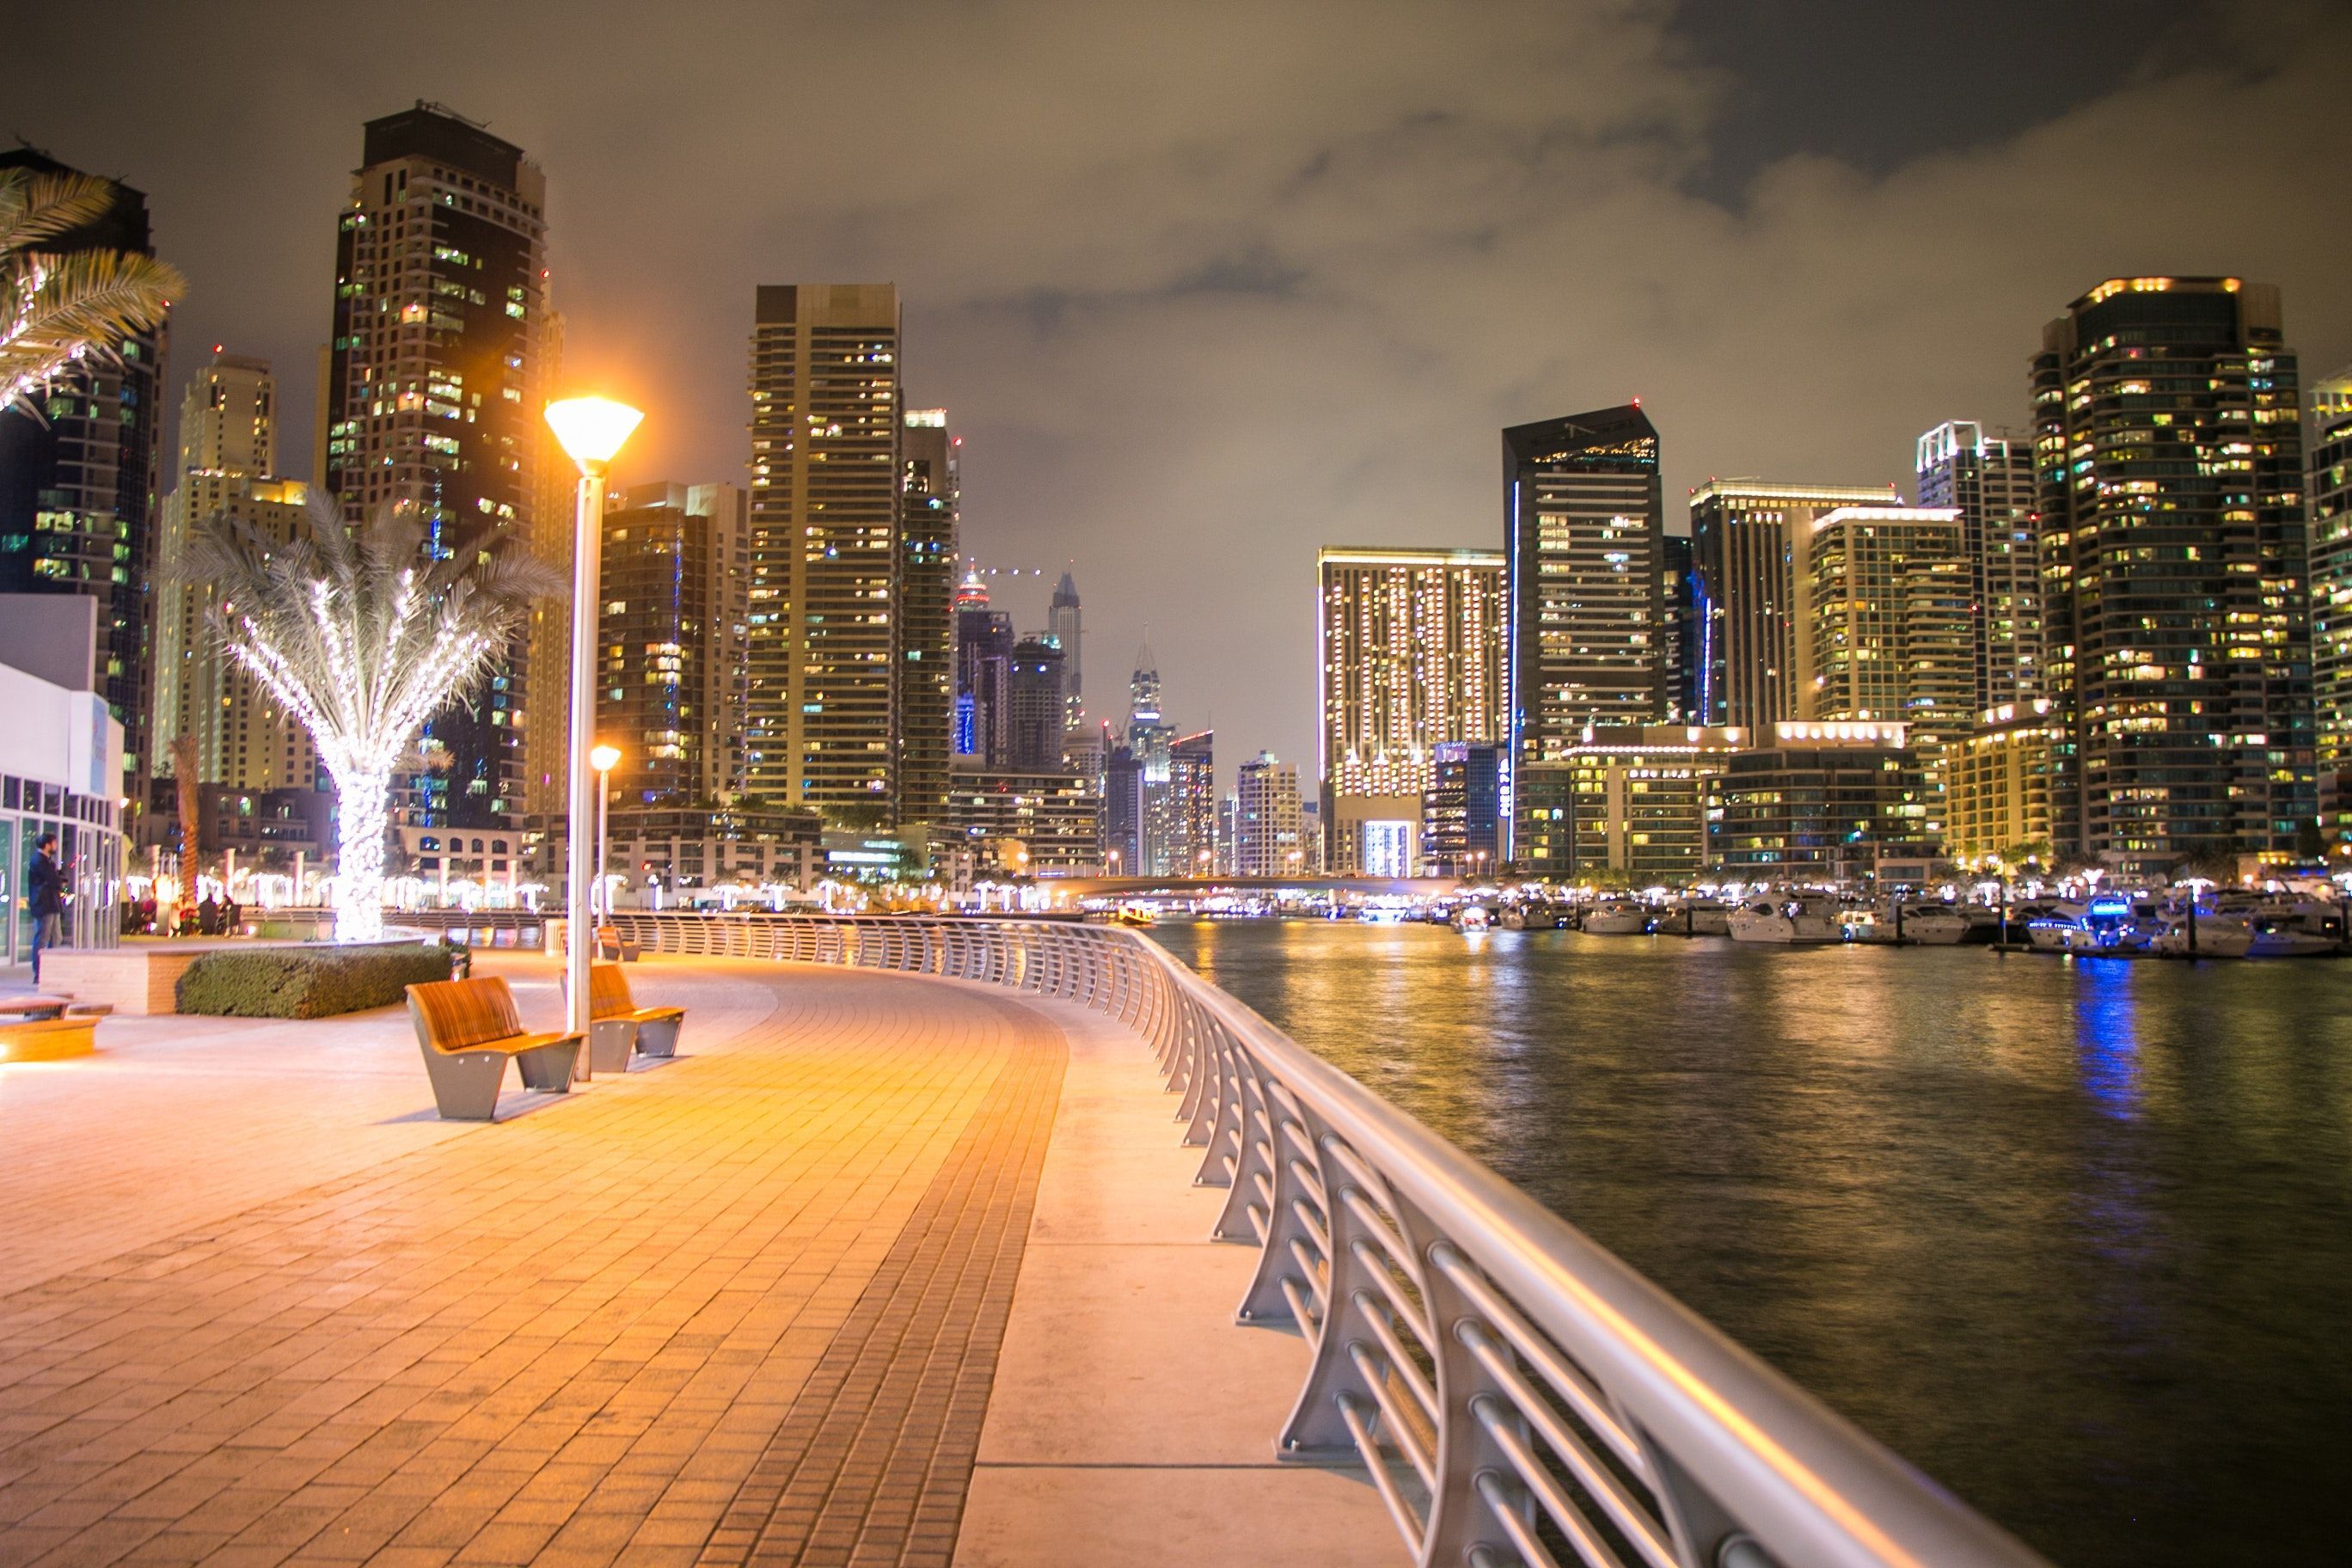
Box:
1580;899;1653;935
1727;893;1845;945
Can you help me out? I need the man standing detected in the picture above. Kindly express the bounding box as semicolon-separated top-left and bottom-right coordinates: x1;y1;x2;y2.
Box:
28;832;64;984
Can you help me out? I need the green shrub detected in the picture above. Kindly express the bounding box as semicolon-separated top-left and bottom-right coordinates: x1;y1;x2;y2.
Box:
175;942;463;1020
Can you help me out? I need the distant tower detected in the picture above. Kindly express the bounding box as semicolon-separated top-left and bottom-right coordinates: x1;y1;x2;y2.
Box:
954;572;1014;765
1050;572;1083;730
323;102;550;830
1007;638;1068;770
1917;421;2043;712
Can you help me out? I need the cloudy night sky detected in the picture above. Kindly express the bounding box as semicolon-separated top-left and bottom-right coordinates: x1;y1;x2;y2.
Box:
15;0;2352;781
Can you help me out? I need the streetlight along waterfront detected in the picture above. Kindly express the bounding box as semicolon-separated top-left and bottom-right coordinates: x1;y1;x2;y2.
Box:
546;395;643;1041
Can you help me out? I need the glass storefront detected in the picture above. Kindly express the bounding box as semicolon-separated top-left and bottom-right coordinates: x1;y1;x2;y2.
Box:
2;770;124;965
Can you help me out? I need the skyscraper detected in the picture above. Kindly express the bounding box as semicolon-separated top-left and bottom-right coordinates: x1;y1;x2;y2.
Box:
1126;643;1177;872
1049;571;1083;732
1007;637;1067;770
595;482;749;806
1660;531;1700;723
1167;729;1216;876
1315;545;1504;870
1234;751;1304;877
0;149;168;791
1504;405;1669;861
152;352;317;793
745;283;903;827
2306;367;2352;824
1687;480;1900;731
897;409;958;827
1916;421;2043;711
1798;506;1972;737
322;102;551;831
955;574;1014;766
2032;276;2313;870
1103;744;1143;875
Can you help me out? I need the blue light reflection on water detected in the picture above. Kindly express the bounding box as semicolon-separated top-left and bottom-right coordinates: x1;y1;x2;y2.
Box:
1152;920;2352;1568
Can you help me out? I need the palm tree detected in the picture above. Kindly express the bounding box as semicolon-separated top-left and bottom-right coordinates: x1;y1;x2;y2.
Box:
184;493;560;941
168;732;202;900
2;166;187;415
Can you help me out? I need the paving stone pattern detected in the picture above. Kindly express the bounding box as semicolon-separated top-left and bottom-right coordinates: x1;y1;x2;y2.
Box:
0;958;1067;1568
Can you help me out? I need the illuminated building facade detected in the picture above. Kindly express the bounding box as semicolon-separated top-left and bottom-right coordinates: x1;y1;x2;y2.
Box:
1516;726;1743;881
153;353;319;796
1661;531;1700;722
1050;572;1083;732
746;283;903;827
1421;742;1502;877
1708;723;1934;883
595;482;749;808
1945;701;2063;865
0;149;168;792
323;103;549;830
1234;751;1305;877
1316;545;1504;868
948;763;1102;875
2033;276;2312;871
1916;421;2043;711
1167;730;1216;876
1688;480;1898;732
1007;637;1067;770
1798;505;1972;739
2307;368;2352;827
897;409;958;827
954;573;1013;765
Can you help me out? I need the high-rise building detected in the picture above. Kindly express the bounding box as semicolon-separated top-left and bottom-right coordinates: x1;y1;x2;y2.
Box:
1050;571;1083;731
1234;750;1305;877
1798;506;1972;740
152;352;318;794
1660;531;1700;723
0;150;168;792
595;482;749;807
1126;644;1179;873
2306;367;2352;824
947;763;1102;876
1687;480;1900;732
1420;742;1503;877
2033;276;2313;871
1167;729;1216;876
322;103;551;832
955;577;1014;765
745;283;903;827
1315;546;1504;870
521;306;572;830
897;408;958;828
1916;422;2043;712
1103;744;1144;875
1503;407;1667;798
1008;637;1067;770
1945;701;2063;866
1527;726;1745;883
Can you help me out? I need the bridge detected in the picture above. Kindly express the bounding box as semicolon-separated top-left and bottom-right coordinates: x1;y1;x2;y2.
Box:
1042;874;1465;899
0;914;2044;1567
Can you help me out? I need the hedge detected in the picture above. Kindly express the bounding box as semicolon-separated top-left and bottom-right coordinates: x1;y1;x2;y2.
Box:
175;942;466;1020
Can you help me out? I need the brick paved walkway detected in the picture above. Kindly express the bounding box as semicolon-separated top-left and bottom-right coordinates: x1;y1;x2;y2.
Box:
0;957;1064;1568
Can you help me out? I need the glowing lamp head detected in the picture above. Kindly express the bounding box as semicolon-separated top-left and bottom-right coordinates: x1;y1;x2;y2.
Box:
589;744;622;773
544;397;643;471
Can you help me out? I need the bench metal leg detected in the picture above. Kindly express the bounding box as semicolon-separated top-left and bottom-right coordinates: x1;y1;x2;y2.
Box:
634;1016;683;1058
514;1037;582;1093
420;1044;508;1121
588;1018;635;1075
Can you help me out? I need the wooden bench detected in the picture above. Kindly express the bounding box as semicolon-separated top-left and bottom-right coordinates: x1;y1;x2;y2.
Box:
404;976;582;1120
560;962;686;1069
597;925;642;962
0;1014;99;1063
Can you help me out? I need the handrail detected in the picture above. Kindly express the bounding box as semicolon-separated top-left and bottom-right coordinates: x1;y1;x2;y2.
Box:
604;911;2048;1568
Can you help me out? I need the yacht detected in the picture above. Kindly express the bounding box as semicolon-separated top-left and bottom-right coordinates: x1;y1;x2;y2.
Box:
2148;910;2254;959
2245;904;2343;958
1581;900;1653;935
1846;900;1972;945
1726;893;1846;945
1453;904;1494;932
1660;897;1730;936
2025;895;2153;954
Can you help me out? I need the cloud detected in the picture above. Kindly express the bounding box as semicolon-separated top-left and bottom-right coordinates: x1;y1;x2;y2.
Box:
14;1;2350;782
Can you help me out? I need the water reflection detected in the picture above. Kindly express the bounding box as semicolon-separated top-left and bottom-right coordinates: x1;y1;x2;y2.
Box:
1151;920;2352;1568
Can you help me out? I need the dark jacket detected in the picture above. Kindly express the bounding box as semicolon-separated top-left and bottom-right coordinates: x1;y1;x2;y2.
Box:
28;850;64;918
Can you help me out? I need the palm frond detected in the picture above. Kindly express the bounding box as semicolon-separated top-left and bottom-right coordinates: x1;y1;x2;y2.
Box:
0;168;121;254
2;248;186;410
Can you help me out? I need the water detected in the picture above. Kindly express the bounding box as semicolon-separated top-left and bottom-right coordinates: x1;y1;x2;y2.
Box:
1147;918;2352;1567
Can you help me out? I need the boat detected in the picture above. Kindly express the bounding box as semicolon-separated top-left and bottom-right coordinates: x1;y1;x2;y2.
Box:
1847;900;1973;945
1112;904;1156;928
1453;904;1494;932
2025;895;2153;955
1660;897;1730;936
2245;905;2343;958
1726;893;1846;945
1580;899;1653;935
2148;909;2253;959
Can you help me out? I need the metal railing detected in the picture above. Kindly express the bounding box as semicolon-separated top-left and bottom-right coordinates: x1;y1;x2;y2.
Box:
605;911;2047;1568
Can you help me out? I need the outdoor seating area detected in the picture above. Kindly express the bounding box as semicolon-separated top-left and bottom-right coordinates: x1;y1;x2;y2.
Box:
561;959;688;1072
402;973;583;1120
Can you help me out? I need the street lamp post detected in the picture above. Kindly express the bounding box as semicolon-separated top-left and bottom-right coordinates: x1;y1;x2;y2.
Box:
545;397;643;1044
591;744;621;927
